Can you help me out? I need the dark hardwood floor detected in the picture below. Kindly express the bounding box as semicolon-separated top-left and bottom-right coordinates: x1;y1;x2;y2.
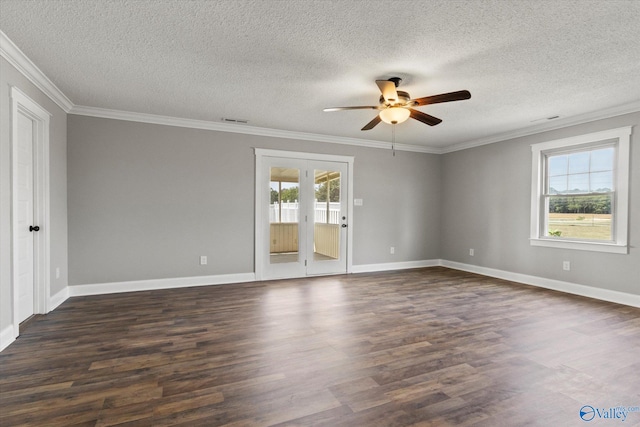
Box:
1;267;639;426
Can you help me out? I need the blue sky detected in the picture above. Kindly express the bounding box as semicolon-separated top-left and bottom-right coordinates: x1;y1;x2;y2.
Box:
548;147;614;193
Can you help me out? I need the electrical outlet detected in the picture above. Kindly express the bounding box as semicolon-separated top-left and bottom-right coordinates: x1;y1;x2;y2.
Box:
469;248;474;256
200;256;208;265
563;261;570;271
390;246;395;254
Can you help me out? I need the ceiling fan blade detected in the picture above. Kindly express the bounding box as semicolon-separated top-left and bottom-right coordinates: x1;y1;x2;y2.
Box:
412;90;471;106
323;106;380;112
376;80;399;104
409;109;442;126
361;115;381;131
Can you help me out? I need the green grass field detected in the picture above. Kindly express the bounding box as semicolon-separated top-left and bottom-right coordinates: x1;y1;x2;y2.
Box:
547;213;612;240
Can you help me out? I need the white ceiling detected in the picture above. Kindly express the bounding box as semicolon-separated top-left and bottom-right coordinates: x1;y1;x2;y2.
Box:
1;0;639;152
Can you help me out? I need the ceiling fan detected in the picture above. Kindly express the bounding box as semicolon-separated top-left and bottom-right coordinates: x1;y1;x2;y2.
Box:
324;77;471;131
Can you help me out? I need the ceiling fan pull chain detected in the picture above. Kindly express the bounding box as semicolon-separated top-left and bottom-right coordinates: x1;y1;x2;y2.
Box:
392;124;396;157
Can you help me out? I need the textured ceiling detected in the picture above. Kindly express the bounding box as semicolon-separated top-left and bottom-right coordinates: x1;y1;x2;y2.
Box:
1;0;639;150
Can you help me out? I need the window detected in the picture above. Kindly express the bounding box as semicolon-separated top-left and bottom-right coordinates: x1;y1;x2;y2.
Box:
530;127;631;254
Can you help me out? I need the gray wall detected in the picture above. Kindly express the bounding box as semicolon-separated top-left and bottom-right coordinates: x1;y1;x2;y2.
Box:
67;115;441;286
0;57;68;332
441;112;640;295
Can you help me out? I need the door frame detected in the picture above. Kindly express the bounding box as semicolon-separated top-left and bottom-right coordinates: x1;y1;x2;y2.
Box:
254;148;354;280
11;87;51;338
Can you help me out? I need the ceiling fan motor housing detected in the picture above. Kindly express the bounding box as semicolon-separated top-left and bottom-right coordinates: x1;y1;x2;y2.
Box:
379;91;411;106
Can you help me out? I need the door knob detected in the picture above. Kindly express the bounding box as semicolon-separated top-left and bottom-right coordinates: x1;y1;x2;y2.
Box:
29;225;40;232
341;224;348;228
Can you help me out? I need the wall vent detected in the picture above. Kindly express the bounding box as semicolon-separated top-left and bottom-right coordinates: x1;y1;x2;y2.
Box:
530;114;561;123
221;118;249;124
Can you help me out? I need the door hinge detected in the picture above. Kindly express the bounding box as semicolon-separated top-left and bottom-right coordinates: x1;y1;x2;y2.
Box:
305;260;307;266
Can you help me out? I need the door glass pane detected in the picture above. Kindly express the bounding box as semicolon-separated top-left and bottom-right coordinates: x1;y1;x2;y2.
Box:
313;169;340;261
270;167;300;264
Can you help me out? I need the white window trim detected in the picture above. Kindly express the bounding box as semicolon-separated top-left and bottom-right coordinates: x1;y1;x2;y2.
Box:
530;126;631;254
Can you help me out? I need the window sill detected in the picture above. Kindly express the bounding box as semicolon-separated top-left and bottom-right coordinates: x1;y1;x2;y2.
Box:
530;238;628;254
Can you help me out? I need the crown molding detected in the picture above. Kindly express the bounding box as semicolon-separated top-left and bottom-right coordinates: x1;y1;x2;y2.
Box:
71;100;639;156
0;30;73;112
440;100;640;154
69;105;441;154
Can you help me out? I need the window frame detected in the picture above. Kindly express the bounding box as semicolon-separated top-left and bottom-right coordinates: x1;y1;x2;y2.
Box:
530;126;631;254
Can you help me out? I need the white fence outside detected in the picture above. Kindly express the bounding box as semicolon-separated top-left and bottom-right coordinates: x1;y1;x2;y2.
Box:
270;201;341;224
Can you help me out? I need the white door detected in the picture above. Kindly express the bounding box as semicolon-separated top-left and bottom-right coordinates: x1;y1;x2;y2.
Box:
259;155;350;280
306;160;348;276
15;111;35;323
10;87;51;339
262;156;307;279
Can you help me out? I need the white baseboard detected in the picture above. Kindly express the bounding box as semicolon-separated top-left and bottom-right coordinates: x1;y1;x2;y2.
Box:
69;272;257;297
441;260;640;308
351;259;441;274
49;286;69;311
0;287;69;353
0;324;16;352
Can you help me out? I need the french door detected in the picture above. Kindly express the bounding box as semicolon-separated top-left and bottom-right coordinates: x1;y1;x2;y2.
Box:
256;150;353;280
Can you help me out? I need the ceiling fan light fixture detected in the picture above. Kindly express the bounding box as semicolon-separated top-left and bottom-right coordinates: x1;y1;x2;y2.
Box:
324;79;469;131
379;107;410;125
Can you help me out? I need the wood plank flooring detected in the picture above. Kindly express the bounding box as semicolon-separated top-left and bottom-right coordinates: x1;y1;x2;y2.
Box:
1;267;639;426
